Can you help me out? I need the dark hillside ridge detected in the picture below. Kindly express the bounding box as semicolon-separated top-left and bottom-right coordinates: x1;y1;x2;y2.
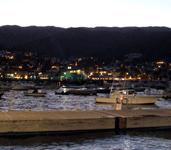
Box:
0;26;171;62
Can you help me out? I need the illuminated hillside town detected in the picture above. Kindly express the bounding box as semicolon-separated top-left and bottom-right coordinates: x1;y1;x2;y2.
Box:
1;0;171;148
0;48;171;87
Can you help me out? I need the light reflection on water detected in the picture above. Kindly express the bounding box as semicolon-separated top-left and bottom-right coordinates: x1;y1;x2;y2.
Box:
0;89;171;149
1;89;170;111
0;90;115;111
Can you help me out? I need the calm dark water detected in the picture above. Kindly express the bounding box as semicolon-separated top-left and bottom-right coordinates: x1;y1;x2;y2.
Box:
0;89;171;149
0;131;171;149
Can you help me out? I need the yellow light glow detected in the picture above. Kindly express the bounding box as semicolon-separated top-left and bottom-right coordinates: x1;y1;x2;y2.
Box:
68;66;71;69
24;75;28;79
40;77;49;79
77;70;81;74
9;56;14;59
100;71;106;74
156;61;164;64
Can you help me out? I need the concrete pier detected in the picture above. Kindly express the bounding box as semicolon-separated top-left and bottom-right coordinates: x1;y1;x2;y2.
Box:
0;109;171;135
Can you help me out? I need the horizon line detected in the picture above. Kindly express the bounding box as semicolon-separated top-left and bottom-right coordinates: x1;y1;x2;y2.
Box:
0;25;170;29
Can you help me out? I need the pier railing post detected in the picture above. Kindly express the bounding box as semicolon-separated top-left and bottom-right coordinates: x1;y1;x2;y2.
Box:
115;117;127;134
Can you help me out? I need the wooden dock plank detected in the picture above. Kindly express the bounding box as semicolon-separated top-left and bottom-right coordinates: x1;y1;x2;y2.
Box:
0;109;171;134
126;116;171;129
0;110;116;133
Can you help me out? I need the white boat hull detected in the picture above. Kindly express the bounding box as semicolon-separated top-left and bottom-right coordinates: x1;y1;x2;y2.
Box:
96;95;160;105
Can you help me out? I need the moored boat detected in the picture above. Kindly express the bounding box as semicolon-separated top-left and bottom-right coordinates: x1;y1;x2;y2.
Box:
24;89;46;97
11;82;30;90
96;87;110;93
62;85;85;88
12;85;30;90
69;88;97;95
55;88;97;95
95;89;160;105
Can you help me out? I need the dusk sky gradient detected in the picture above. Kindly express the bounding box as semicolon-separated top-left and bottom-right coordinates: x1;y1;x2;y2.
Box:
0;0;171;28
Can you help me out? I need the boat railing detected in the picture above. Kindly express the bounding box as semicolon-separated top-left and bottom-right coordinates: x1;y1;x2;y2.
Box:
103;94;111;98
116;92;136;100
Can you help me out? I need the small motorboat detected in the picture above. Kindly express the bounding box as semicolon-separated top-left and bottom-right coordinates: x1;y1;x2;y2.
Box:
96;87;110;93
69;88;97;95
11;82;30;90
95;89;160;105
62;85;85;88
55;88;97;95
24;89;46;97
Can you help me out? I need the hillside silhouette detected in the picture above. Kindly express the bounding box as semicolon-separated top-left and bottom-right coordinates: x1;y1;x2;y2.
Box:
0;25;171;62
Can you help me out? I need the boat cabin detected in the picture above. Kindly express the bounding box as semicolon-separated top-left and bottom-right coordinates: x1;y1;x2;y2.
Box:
111;89;136;99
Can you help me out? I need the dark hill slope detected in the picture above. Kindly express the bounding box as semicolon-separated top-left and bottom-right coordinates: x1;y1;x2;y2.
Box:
0;25;64;47
0;26;171;62
16;27;171;61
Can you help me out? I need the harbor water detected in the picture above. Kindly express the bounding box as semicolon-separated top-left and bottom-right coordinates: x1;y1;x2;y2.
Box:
0;89;171;149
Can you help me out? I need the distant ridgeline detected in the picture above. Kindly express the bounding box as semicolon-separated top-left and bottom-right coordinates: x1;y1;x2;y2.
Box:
0;25;171;63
